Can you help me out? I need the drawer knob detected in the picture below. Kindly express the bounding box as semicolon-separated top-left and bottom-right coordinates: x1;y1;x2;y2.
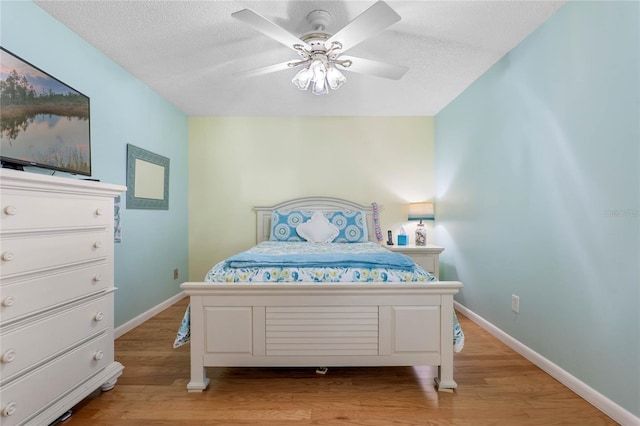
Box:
94;312;104;322
1;349;16;363
2;401;17;417
93;350;104;361
95;207;105;216
93;274;103;282
1;252;14;261
2;296;15;307
3;206;17;215
93;241;103;249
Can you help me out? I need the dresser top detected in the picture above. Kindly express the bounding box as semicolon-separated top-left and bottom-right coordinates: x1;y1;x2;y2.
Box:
1;169;126;197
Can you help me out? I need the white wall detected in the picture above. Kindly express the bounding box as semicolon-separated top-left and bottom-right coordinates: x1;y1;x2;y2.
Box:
188;116;435;280
436;1;639;417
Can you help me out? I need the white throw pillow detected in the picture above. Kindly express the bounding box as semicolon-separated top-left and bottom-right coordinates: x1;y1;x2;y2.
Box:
296;211;339;243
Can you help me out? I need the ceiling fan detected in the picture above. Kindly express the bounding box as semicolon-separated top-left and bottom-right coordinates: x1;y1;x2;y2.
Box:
231;1;409;95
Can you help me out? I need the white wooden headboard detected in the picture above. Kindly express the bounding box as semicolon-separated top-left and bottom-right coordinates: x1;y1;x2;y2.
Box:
254;196;378;244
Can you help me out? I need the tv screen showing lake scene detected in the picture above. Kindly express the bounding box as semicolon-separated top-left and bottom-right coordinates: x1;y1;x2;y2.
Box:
0;47;91;176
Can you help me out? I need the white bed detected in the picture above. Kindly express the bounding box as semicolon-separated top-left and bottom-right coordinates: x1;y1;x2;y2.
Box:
180;197;463;392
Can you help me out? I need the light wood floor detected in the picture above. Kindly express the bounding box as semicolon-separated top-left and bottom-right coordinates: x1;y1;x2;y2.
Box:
60;297;617;425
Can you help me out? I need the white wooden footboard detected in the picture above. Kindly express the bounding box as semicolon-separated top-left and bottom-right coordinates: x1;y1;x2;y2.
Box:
181;281;463;392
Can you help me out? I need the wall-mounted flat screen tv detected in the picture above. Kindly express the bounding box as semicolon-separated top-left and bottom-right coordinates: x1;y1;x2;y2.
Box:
0;47;91;176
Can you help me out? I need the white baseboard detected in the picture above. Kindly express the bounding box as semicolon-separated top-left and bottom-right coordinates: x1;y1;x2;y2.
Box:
114;291;186;339
454;302;639;426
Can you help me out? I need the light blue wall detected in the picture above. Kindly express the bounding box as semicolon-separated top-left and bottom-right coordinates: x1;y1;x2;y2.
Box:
1;1;189;327
436;1;639;417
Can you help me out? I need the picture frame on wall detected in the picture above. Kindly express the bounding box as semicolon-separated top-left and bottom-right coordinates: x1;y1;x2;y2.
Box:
126;144;169;210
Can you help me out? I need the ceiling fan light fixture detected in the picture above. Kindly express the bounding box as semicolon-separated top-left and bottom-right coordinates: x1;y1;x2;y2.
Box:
312;79;328;96
291;57;345;95
292;66;312;90
326;65;346;90
310;59;328;95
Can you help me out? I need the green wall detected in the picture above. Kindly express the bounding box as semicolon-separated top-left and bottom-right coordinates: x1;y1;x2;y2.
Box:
0;1;189;327
435;1;639;417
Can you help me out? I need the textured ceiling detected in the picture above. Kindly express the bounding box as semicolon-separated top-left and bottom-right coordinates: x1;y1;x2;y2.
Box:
35;1;566;116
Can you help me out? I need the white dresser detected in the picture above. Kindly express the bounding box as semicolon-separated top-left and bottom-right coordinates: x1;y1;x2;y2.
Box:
0;169;125;426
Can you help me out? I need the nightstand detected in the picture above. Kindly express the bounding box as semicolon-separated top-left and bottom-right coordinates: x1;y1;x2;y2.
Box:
386;244;444;279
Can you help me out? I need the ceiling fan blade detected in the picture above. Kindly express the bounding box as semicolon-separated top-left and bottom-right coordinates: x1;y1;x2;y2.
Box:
337;55;408;80
326;1;400;53
232;9;310;52
233;61;301;79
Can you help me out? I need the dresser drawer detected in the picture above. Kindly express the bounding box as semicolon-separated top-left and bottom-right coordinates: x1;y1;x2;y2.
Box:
0;192;112;231
0;333;113;426
1;295;113;382
1;264;111;324
0;231;111;278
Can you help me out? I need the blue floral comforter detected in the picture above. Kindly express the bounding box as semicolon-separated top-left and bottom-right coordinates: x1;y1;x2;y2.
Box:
206;241;430;282
174;242;464;351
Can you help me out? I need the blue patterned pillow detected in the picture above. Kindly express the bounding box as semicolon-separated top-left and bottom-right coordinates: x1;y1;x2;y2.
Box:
269;209;368;243
269;210;312;241
325;210;369;243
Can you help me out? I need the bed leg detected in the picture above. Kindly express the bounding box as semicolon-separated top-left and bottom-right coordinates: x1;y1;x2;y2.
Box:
434;368;457;393
186;350;210;392
187;370;210;392
186;295;209;392
436;294;457;393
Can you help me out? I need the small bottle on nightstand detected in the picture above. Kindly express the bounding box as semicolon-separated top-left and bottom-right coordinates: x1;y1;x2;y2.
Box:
415;222;427;246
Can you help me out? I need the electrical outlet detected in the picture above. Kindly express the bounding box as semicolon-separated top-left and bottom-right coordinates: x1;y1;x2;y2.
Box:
511;294;520;313
173;268;179;280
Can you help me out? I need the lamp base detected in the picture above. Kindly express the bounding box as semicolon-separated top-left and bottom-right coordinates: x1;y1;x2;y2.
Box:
415;223;427;246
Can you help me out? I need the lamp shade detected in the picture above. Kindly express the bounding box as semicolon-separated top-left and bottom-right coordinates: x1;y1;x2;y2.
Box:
408;202;434;221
